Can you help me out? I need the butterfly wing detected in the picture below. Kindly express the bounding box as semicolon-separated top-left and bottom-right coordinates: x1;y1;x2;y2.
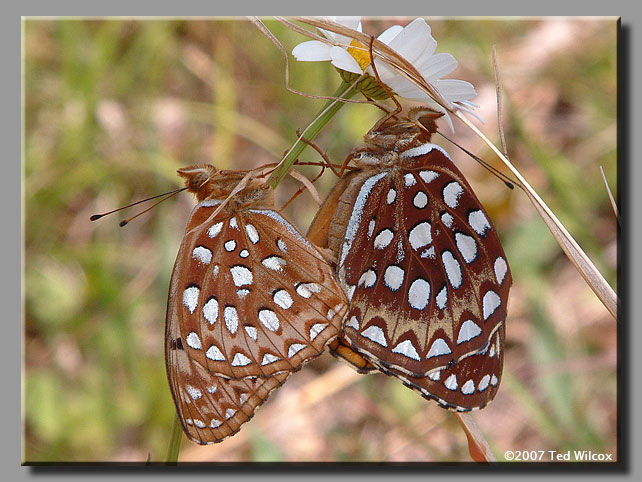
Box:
167;201;346;380
166;319;289;444
335;144;511;377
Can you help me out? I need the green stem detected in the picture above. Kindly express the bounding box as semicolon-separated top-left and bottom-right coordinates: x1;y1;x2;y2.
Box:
165;413;182;465
267;80;359;188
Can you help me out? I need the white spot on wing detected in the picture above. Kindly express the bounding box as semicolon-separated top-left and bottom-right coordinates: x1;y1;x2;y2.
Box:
468;210;491;236
491;374;499;386
224;306;239;334
408;278;430;310
361;325;387;346
224;239;236;252
239;249;249;258
443;182;464;208
420;246;436;259
258;309;280;332
229;217;239;229
427;338;451;358
428;370;441;381
230;265;253;286
183;286;199;313
203;297;218;324
386;188;396;204
206;345;225;361
404;173;416;187
392;340;420;361
245;223;259;244
442;251;462;289
461;380;475;395
457;320;482;344
483;291;501;320
436;286;448;309
368;219;376;238
192;246;212;264
408;222;432;250
494;257;508;284
419;170;439;183
207;222;223;238
346;315;359;330
231;353;252;367
444;374;458;391
309;323;328;341
245;326;257;340
273;289;293;309
296;283;321;298
186;385;202;400
261;353;280;365
262;256;286;272
413;191;428;209
455;233;478;263
287;343;306;358
478;374;490;392
186;332;201;350
383;265;405;291
277;239;287;253
441;213;453;228
374;229;394;249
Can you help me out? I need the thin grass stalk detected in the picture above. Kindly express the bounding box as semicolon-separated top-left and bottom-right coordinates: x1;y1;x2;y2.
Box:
165;414;182;464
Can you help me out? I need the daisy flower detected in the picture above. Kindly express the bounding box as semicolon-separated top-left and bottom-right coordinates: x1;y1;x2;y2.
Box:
292;17;479;122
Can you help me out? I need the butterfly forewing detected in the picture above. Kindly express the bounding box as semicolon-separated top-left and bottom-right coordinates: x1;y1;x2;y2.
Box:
338;145;511;377
169;201;346;380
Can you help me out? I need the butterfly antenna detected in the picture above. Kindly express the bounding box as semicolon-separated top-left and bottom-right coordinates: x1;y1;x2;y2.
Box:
436;132;520;191
90;187;187;225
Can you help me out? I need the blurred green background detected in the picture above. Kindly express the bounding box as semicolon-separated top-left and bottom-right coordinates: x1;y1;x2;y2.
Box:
23;17;617;462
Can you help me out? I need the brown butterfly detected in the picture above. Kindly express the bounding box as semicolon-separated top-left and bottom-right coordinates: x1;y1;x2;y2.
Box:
309;108;511;411
165;165;347;443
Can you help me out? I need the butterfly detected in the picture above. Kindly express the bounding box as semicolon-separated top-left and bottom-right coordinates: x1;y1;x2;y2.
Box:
308;108;512;411
165;165;348;443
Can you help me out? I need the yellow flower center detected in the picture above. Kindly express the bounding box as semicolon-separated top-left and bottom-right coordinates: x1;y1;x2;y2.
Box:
347;39;372;71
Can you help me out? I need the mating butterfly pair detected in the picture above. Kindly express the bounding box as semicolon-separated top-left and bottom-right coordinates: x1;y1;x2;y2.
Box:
166;108;511;445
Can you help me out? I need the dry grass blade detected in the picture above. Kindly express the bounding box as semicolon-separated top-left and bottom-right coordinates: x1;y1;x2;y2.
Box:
288;168;322;205
456;112;617;319
453;412;496;462
600;165;620;224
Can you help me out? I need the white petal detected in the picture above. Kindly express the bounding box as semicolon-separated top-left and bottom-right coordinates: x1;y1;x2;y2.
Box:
329;46;364;74
415;52;458;82
434;79;478;102
320;16;362;44
387;19;436;64
377;25;403;44
292;40;333;61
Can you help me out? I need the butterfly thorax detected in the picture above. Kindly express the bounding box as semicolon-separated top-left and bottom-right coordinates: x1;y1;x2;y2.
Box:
348;107;444;170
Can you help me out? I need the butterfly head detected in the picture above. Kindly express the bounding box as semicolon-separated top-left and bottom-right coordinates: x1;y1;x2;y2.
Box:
177;164;272;209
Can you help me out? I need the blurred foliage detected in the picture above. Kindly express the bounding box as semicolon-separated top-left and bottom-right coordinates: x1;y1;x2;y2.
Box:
23;17;617;462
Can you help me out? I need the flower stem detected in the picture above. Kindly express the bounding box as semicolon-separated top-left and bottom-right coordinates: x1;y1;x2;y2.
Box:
165;413;182;464
267;80;358;188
